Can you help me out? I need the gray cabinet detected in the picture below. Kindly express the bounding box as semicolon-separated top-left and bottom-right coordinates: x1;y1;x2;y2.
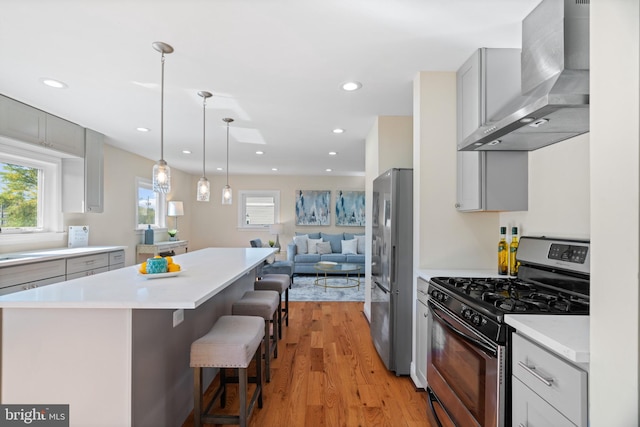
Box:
66;253;109;280
0;259;66;295
512;333;588;427
456;48;528;212
109;250;125;270
62;129;104;213
0;249;125;295
0;94;84;157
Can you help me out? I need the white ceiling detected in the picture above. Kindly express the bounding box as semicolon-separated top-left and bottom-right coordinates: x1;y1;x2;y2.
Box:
0;0;539;177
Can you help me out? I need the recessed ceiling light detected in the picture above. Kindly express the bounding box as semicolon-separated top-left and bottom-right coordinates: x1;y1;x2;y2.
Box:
341;81;362;91
216;167;223;171
182;150;191;154
136;127;150;132
332;128;345;134
256;151;264;155
41;78;67;89
329;151;337;156
272;168;278;171
326;168;332;172
520;117;535;123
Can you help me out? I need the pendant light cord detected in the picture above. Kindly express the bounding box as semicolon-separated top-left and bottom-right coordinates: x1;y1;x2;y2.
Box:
160;52;165;161
226;121;230;185
202;97;206;177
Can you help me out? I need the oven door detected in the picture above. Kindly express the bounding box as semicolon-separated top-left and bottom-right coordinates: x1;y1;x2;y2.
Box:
427;299;505;427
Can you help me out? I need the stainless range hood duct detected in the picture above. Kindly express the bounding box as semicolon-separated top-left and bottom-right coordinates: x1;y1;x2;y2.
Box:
459;0;590;151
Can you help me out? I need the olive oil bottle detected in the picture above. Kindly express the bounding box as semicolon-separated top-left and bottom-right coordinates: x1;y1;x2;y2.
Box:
498;227;508;275
509;227;519;276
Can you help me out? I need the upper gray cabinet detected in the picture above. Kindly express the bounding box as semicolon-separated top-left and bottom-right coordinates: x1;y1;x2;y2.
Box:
456;48;528;212
62;129;104;213
0;94;84;157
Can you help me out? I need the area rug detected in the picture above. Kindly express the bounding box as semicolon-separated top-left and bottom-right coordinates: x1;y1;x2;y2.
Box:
289;275;365;302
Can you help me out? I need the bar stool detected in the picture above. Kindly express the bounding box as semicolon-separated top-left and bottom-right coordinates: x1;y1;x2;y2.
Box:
232;290;279;382
255;274;290;337
190;315;264;427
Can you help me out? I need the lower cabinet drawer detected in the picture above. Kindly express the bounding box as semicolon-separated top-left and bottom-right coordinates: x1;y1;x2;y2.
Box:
512;333;587;426
0;275;66;296
109;263;125;271
66;253;109;275
109;250;125;266
66;266;109;281
512;376;575;427
0;260;66;288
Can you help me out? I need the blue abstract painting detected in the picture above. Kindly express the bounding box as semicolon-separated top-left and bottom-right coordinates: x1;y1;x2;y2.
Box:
295;190;331;226
335;190;365;226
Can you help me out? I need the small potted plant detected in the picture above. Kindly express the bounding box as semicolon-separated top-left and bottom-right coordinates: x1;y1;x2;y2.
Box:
268;240;275;247
168;229;178;241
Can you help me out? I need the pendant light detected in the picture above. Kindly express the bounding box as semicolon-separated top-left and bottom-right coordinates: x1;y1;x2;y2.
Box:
151;41;173;193
196;91;212;201
221;117;234;204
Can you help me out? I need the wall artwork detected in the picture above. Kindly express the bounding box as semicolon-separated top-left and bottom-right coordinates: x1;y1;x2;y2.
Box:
295;190;331;226
335;190;366;226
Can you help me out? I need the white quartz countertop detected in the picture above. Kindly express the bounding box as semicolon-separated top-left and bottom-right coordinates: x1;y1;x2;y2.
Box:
0;245;127;267
0;247;273;309
506;315;590;363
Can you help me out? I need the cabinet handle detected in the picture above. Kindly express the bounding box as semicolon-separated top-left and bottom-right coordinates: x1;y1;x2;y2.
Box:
518;361;554;386
423;313;428;318
455;203;461;208
518;424;526;427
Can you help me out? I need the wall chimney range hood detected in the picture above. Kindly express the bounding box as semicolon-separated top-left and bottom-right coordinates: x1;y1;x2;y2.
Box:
459;0;590;152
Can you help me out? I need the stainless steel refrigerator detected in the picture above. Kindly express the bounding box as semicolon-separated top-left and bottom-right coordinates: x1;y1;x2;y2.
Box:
370;168;413;375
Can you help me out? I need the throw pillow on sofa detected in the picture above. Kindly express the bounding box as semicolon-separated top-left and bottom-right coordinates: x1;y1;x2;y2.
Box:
316;242;332;255
355;235;366;254
307;238;323;254
321;233;343;253
341;239;358;255
293;234;309;254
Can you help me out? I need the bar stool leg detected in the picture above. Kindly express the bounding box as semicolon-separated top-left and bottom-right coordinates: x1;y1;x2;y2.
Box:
193;367;202;427
239;368;247;427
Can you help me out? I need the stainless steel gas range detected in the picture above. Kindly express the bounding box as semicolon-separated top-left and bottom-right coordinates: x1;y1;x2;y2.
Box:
426;236;590;427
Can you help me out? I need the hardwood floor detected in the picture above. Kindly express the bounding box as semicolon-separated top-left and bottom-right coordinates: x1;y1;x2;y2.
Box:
182;301;435;427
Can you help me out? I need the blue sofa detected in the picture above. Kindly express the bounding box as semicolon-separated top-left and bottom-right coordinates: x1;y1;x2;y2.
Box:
286;232;365;274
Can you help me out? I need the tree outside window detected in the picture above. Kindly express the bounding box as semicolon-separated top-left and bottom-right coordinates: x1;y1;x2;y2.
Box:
0;162;39;229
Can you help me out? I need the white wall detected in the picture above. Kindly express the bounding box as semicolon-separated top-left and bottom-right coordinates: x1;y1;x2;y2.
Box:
2;144;194;266
188;174;365;252
590;1;639;425
499;133;590;239
414;71;499;271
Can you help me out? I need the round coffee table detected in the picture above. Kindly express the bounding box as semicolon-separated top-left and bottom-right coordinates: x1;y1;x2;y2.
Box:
313;262;361;291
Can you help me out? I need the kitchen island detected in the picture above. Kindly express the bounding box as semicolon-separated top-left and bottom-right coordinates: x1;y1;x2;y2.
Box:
0;247;274;427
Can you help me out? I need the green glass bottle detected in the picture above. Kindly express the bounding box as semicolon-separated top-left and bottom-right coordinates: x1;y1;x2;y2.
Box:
498;227;508;275
509;227;519;276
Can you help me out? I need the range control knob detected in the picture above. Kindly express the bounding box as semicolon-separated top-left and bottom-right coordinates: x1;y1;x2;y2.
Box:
471;314;482;326
462;308;473;319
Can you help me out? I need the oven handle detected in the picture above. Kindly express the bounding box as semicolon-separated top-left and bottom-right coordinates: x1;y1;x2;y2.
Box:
428;300;497;358
427;387;445;427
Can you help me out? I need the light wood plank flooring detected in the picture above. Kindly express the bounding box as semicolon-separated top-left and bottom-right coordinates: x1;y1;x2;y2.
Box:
182;301;435;427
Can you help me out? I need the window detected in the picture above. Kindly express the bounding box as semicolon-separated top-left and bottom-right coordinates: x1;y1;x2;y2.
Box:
135;177;166;229
0;141;61;235
238;190;280;229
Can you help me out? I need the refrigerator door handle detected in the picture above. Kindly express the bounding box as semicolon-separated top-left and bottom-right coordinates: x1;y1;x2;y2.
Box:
374;280;390;294
391;245;396;285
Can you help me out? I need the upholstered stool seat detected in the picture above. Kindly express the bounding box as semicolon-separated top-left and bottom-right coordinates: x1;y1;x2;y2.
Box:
263;260;294;280
255;274;290;336
232;290;279;382
190;315;264;427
